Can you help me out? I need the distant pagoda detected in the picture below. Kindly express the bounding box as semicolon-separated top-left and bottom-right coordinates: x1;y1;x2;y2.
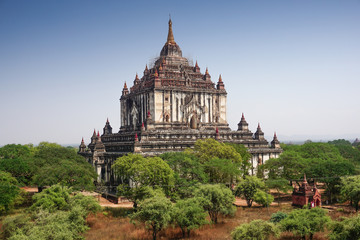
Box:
79;19;282;185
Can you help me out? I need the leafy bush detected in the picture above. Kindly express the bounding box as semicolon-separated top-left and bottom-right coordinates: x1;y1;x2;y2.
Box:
281;207;330;240
69;193;101;214
1;214;32;239
0;171;20;214
253;190;274;207
235;176;266;207
131;195;173;240
30;184;72;213
329;214;360;240
3;186;101;240
195;184;236;223
172;198;208;237
231;219;280;240
8;209;88;240
270;211;288;223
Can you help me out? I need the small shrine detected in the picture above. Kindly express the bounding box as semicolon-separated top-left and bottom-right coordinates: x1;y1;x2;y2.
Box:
292;174;321;208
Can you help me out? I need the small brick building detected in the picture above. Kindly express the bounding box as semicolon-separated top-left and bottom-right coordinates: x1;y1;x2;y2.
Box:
292;174;321;207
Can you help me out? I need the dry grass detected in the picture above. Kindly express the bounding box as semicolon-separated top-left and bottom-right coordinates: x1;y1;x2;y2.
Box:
84;202;356;240
84;204;286;240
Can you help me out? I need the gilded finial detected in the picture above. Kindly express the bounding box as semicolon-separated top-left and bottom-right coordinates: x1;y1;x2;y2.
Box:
124;82;127;89
167;17;176;44
205;67;209;75
154;68;158;77
218;74;222;82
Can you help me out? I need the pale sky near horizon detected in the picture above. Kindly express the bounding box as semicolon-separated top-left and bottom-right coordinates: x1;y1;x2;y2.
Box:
0;0;359;146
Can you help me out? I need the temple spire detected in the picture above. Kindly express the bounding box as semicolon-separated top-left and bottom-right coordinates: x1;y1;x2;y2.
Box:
167;18;176;44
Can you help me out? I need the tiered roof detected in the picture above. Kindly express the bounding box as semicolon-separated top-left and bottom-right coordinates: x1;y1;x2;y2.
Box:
122;19;225;95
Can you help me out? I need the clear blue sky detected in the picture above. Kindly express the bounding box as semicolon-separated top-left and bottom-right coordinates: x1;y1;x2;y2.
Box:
0;0;359;146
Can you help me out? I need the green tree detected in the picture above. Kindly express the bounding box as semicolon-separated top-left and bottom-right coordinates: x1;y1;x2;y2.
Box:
1;213;32;239
3;185;100;240
32;142;97;190
306;157;354;203
265;142;355;203
281;207;330;240
112;153;174;208
7;208;89;240
329;139;360;166
329;214;360;240
131;196;172;240
194;184;235;223
340;176;360;211
253;190;274;207
270;211;288;223
160;152;207;199
231;219;280;240
172;198;208;237
262;151;308;184
235;176;266;207
266;178;292;205
0;144;34;185
0;144;31;159
204;158;241;184
30;184;72;212
189;139;242;164
225;143;252;177
188;139;243;184
0;171;20;214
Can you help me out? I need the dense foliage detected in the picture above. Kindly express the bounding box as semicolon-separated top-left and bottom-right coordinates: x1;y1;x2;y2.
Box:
340;175;360;211
112;153;174;208
0;171;20;213
329;214;360;240
131;195;173;240
231;219;280;240
262;142;356;202
280;207;330;240
172;198;208;237
235;176;267;207
0;142;97;191
2;184;101;240
194;184;235;223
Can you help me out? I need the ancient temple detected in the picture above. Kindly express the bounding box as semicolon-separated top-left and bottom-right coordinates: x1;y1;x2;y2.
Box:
292;174;321;207
79;19;282;184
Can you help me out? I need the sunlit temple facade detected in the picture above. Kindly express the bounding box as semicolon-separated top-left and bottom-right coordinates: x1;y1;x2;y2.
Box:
79;19;282;185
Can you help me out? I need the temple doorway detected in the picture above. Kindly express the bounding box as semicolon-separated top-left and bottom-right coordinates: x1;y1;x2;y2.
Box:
190;115;197;129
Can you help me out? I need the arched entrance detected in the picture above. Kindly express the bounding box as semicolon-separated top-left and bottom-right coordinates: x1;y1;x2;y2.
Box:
190;115;197;129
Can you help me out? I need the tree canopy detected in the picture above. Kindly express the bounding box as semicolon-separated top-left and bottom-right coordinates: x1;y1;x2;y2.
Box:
0;142;97;190
340;176;360;211
0;171;20;213
112;153;174;208
235;176;266;207
131;195;173;240
186;139;243;184
329;214;360;240
0;144;34;185
194;184;235;223
32;142;97;190
280;208;330;240
172;197;208;237
231;219;280;240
